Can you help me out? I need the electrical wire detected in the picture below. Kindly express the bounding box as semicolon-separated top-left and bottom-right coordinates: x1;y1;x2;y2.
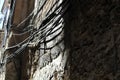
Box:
5;0;69;50
0;0;70;69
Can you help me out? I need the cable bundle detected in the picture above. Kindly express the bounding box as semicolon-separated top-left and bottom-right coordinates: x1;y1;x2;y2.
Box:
0;0;69;69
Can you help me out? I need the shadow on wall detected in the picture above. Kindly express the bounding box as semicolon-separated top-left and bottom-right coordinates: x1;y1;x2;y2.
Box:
5;0;120;80
67;0;120;80
5;0;71;80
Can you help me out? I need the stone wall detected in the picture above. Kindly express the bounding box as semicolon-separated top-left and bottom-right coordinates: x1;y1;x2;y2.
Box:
29;0;70;80
69;0;120;80
0;31;5;80
2;0;120;80
2;0;70;79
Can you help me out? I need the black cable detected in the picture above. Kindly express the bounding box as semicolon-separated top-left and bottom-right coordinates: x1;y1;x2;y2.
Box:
0;0;70;68
6;0;69;50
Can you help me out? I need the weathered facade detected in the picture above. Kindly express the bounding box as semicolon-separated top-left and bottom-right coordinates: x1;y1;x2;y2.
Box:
69;0;120;80
29;0;70;80
2;0;70;80
0;0;120;80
